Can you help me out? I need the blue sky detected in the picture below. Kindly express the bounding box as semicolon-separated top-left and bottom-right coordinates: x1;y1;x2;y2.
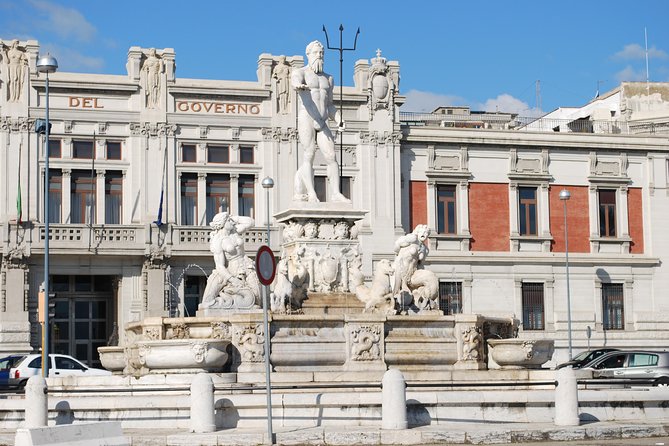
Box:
1;0;668;115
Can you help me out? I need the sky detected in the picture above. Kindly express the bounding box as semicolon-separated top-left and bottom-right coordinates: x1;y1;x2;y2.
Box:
1;0;668;115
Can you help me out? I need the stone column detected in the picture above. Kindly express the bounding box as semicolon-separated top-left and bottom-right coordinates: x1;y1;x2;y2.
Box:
197;172;206;226
61;169;71;224
229;174;239;216
96;169;105;224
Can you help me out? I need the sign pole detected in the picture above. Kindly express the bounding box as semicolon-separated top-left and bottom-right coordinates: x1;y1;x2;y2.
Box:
261;283;273;444
256;243;276;444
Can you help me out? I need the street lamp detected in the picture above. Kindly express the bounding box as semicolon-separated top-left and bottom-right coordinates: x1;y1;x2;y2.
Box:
559;189;573;360
36;53;58;378
260;176;274;443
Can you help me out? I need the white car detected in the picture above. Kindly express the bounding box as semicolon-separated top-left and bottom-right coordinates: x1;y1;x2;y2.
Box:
9;354;111;387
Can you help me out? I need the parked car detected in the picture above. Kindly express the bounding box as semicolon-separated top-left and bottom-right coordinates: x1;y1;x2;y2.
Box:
9;354;111;387
0;355;25;388
556;348;619;369
582;350;669;386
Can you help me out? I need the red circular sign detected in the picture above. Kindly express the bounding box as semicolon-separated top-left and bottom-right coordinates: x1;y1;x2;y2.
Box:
255;245;276;286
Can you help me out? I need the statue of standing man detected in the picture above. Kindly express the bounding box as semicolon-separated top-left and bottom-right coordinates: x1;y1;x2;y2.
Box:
2;40;28;102
292;41;349;203
272;55;291;114
142;48;163;109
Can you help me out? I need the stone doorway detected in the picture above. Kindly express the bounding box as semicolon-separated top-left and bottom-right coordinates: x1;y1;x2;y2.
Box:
50;275;116;367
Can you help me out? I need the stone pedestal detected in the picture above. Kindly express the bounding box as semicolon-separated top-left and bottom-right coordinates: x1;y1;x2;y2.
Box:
275;204;367;300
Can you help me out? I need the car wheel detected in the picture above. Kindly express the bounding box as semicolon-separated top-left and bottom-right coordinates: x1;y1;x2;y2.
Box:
17;380;27;389
654;377;669;387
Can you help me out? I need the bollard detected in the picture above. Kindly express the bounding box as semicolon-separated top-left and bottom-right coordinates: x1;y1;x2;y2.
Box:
382;368;408;430
554;366;580;426
25;375;48;428
190;373;216;433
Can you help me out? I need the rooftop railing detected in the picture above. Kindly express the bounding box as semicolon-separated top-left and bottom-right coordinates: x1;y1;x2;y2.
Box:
400;112;638;135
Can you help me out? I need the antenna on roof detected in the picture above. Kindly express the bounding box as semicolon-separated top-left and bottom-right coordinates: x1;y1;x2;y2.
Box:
595;80;605;98
535;80;541;112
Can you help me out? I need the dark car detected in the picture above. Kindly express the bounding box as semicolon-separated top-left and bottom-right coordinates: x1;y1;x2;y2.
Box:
0;355;25;388
556;348;619;369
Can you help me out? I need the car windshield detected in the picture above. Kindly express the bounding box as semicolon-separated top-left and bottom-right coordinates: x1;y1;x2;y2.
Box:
0;356;19;370
572;351;591;361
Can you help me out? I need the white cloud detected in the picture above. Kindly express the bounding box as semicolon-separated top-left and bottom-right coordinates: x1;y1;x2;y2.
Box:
28;0;96;42
613;43;668;61
477;94;543;117
41;43;104;72
615;65;646;83
401;89;467;112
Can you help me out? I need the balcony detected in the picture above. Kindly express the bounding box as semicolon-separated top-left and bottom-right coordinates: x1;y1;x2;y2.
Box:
6;222;280;260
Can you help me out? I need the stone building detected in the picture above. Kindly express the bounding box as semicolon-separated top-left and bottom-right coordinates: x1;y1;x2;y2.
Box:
1;38;668;366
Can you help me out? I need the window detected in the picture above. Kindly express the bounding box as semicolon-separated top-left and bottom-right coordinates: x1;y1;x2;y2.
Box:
48;170;62;223
184;276;204;317
598;189;617;237
72;140;94;159
240;146;254;164
182;144;196;163
629;353;658;367
207;145;229;164
602;283;624;330
314;176;326;202
206;174;230;224
48;139;61;158
598;353;626;369
71;171;96;224
341;177;351;200
238;175;254;218
518;187;537;235
52;275;69;292
439;282;462;315
314;175;351;202
55;356;84;370
180;174;198;225
437;185;457;234
522;282;544;330
105;172;123;224
106;142;121;160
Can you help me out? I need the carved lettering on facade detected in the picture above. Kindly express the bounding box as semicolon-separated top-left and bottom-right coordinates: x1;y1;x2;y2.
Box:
175;101;261;115
68;97;104;109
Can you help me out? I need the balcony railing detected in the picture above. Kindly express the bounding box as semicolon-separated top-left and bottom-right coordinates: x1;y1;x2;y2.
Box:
13;223;279;258
400;112;635;135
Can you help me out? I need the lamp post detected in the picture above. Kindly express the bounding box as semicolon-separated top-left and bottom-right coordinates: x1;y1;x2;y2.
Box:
260;176;274;443
559;189;573;361
36;53;58;378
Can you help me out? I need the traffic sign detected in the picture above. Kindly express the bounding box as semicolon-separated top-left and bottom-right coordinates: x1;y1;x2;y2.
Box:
255;245;276;286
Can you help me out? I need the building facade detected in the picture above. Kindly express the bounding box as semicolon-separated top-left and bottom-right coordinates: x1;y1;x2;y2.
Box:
1;39;668;366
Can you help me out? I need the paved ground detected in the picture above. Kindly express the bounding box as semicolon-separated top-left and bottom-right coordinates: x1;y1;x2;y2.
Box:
3;421;669;445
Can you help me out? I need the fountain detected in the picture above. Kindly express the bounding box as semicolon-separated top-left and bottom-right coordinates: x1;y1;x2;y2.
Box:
98;37;535;379
100;207;527;381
